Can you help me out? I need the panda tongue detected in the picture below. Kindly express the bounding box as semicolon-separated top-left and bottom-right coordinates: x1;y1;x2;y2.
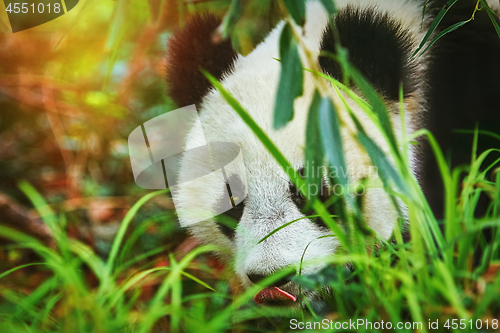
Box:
254;287;297;304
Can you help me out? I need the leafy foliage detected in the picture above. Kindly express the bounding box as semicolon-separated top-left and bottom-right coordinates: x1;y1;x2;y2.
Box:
273;22;304;129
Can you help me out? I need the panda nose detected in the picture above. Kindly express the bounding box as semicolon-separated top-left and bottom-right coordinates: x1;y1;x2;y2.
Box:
247;273;292;287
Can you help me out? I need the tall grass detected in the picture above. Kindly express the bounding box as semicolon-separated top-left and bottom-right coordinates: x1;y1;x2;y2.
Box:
2;72;499;333
1;92;499;332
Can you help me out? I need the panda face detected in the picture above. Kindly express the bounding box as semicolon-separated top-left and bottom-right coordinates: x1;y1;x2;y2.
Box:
166;0;427;306
179;64;402;299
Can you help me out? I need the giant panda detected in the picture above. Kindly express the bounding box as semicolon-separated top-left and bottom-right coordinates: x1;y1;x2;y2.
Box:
164;0;500;308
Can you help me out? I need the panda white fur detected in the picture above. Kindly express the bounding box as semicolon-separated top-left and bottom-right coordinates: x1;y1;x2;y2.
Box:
164;0;500;307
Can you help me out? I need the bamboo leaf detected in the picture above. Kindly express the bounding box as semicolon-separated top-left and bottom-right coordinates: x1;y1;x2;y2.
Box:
351;113;410;196
315;94;363;224
273;22;304;129
318;96;348;190
318;0;336;16
348;65;399;157
412;0;460;57
202;69;299;183
421;0;432;24
484;4;500;38
101;189;168;293
305;90;323;202
283;0;306;26
416;20;470;58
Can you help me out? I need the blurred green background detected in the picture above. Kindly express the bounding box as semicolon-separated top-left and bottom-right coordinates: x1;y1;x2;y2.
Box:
0;0;282;249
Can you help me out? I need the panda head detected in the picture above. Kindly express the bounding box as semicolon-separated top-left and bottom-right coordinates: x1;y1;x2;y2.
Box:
165;1;426;306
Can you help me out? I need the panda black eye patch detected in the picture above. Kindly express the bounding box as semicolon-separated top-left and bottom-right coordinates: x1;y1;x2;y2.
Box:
214;175;246;239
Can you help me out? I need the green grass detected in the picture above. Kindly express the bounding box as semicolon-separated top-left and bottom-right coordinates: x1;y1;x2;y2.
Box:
1;0;500;332
1;75;499;332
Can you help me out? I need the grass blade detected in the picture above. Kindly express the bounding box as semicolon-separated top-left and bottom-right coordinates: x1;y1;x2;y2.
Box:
412;0;460;57
258;215;329;244
483;1;500;38
416;20;470;58
318;0;336;16
0;263;45;280
101;189;168;292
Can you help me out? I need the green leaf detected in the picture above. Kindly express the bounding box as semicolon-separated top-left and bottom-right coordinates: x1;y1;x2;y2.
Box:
138;245;218;333
181;271;216;292
416;20;470;57
317;96;348;191
317;95;362;223
348;65;399;158
484;3;500;39
351;114;409;196
305;90;323;202
318;0;336;16
283;0;306;26
202;69;300;184
220;0;242;39
273;23;304;129
412;0;459;57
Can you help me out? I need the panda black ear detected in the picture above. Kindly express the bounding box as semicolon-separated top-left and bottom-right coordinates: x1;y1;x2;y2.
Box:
165;13;238;108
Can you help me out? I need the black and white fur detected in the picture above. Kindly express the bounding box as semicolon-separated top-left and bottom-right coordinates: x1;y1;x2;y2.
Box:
165;0;500;305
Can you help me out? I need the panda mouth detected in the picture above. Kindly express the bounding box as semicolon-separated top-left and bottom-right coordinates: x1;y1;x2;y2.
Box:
254;287;297;304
